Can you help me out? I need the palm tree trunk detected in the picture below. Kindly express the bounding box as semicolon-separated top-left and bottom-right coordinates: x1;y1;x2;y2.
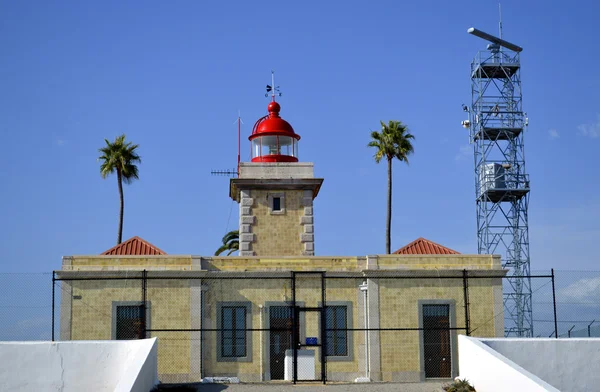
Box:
117;169;124;244
386;158;392;254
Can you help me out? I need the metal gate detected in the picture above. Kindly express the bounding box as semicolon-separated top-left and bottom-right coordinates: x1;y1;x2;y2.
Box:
291;271;326;384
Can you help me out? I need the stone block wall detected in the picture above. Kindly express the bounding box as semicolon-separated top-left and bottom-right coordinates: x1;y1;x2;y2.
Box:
239;189;315;256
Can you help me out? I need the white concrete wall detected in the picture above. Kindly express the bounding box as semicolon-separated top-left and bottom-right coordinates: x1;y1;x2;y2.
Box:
484;337;600;392
0;338;158;392
458;335;559;392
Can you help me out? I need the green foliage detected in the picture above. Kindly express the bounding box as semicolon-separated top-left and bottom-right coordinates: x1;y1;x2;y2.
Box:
98;134;141;184
367;120;415;164
443;378;477;392
215;230;239;256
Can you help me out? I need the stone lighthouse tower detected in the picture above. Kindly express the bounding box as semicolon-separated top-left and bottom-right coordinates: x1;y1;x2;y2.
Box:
229;96;323;256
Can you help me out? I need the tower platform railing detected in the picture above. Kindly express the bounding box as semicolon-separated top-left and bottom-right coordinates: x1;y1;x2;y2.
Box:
471;51;520;79
471;50;520;67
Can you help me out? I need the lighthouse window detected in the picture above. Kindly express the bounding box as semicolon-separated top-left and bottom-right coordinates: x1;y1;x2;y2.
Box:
268;193;285;215
273;197;281;211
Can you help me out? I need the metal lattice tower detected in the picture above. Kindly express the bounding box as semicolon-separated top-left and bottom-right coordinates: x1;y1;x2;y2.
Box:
464;28;533;337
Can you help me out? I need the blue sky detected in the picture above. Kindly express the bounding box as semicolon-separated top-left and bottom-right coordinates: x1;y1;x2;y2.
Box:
1;0;599;273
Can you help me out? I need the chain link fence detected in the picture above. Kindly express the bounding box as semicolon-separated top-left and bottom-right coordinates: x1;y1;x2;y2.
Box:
533;270;600;338
1;269;599;383
0;273;54;341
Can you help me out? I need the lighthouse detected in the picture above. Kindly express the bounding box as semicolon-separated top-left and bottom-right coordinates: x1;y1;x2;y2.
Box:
230;87;323;256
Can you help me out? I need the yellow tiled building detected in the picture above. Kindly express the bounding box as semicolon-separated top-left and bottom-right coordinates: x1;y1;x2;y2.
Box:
59;99;506;383
59;247;504;383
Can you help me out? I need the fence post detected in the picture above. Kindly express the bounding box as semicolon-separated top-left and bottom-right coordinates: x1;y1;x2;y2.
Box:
463;269;470;336
551;268;558;339
142;270;147;339
52;271;55;342
291;271;297;384
321;272;326;384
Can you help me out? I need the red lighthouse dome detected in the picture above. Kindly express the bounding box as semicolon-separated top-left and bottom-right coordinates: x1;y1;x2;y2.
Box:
249;101;300;163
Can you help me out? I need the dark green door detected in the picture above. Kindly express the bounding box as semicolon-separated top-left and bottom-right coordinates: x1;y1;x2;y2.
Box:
270;306;293;380
423;304;451;378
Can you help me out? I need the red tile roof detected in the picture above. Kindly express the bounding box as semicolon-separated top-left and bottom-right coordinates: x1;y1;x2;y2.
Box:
101;236;166;256
393;237;460;255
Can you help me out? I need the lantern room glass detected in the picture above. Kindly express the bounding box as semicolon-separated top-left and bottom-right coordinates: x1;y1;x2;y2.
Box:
279;136;293;156
260;135;278;156
251;135;299;159
252;139;260;158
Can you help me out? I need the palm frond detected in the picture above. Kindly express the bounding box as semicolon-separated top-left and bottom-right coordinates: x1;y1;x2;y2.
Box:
368;120;415;165
98;134;141;181
215;230;240;256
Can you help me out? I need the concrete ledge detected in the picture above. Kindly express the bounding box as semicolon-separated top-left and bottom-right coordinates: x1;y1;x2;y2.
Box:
0;338;158;392
115;338;159;392
458;336;560;391
477;337;600;392
230;178;324;201
201;376;240;384
239;162;315;179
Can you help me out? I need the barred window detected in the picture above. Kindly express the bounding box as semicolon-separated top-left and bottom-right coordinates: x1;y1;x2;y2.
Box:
221;306;247;357
326;305;348;356
116;305;144;340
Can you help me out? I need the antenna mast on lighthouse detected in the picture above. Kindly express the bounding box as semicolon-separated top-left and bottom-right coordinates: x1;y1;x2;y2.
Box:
236;111;243;176
210;112;243;178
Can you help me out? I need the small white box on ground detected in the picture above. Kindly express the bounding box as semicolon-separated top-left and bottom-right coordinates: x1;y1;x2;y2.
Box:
284;349;315;381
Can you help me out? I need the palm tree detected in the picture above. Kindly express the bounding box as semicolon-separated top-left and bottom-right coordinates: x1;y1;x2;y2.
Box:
368;120;415;254
215;230;239;256
98;134;141;244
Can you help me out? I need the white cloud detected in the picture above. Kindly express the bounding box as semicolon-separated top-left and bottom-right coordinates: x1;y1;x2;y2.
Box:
558;277;600;306
455;145;471;161
55;139;67;146
577;114;600;138
548;129;559;140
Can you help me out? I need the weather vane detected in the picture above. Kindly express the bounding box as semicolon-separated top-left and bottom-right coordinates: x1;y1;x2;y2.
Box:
265;70;282;99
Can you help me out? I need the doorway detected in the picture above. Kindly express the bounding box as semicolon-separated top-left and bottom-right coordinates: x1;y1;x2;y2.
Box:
422;304;452;378
269;305;293;380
